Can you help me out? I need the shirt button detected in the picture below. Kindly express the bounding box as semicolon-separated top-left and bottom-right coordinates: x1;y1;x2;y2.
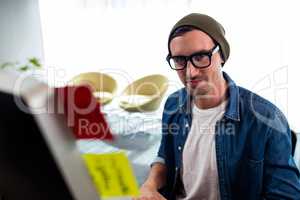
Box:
178;146;182;151
175;167;178;171
185;123;189;128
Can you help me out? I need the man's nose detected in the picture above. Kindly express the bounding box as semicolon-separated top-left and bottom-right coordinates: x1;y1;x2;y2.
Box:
186;61;199;77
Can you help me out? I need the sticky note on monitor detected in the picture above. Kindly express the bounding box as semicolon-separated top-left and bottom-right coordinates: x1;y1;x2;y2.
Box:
83;152;139;199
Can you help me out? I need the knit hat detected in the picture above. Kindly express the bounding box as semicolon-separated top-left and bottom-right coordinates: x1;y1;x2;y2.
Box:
168;13;230;64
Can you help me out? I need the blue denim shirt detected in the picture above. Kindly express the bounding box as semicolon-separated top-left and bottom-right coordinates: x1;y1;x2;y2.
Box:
155;72;300;200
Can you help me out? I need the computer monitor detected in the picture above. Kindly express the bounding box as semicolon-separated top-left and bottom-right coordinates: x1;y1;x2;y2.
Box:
0;71;100;200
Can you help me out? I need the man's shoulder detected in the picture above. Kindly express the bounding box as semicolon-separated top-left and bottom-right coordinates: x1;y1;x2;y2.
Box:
238;86;279;113
164;87;187;110
238;86;288;132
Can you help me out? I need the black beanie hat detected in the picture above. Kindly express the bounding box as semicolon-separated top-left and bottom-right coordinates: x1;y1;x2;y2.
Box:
168;13;230;64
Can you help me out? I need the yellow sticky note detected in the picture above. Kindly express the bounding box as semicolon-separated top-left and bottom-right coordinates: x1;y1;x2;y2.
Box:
83;152;139;199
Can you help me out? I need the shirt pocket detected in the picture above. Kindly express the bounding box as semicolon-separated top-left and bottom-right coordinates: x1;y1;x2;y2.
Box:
236;158;264;199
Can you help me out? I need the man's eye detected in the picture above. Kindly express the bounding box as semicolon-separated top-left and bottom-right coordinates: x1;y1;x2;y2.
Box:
173;57;186;65
193;54;207;62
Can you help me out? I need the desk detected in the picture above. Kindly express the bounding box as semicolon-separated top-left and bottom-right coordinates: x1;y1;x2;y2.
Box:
77;100;163;185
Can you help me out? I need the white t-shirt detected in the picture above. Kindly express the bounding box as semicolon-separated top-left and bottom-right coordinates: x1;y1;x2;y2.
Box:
177;100;227;200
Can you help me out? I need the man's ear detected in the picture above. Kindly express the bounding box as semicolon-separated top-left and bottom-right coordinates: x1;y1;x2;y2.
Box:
218;52;225;67
219;52;224;64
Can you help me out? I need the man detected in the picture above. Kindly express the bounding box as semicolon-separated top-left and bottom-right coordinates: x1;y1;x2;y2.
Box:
134;13;300;200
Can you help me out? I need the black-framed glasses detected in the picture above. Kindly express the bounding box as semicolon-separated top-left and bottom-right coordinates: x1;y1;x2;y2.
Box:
166;45;220;70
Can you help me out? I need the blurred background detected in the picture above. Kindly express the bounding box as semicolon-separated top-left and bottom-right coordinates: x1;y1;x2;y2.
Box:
1;0;299;131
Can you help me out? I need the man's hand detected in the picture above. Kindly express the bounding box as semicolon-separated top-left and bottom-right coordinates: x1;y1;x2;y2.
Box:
133;162;167;200
132;183;166;200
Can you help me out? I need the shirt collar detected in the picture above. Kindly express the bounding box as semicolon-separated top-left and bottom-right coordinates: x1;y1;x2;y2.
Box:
179;71;240;121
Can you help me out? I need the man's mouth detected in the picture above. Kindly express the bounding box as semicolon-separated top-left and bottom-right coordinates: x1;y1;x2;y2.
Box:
186;79;205;87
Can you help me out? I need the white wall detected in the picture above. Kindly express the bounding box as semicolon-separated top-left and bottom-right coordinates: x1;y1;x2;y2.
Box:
0;0;43;63
38;0;300;132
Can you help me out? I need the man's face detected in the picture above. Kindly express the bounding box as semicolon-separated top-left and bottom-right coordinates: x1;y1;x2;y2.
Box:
169;30;224;97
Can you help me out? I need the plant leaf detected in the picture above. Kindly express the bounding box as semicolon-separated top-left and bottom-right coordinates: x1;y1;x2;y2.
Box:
19;65;29;71
0;62;15;69
28;57;41;68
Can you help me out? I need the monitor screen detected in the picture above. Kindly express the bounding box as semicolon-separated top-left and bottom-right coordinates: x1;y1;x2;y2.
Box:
0;90;74;200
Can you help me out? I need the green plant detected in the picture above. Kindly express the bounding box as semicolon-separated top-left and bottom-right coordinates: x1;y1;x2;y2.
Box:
0;57;42;71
